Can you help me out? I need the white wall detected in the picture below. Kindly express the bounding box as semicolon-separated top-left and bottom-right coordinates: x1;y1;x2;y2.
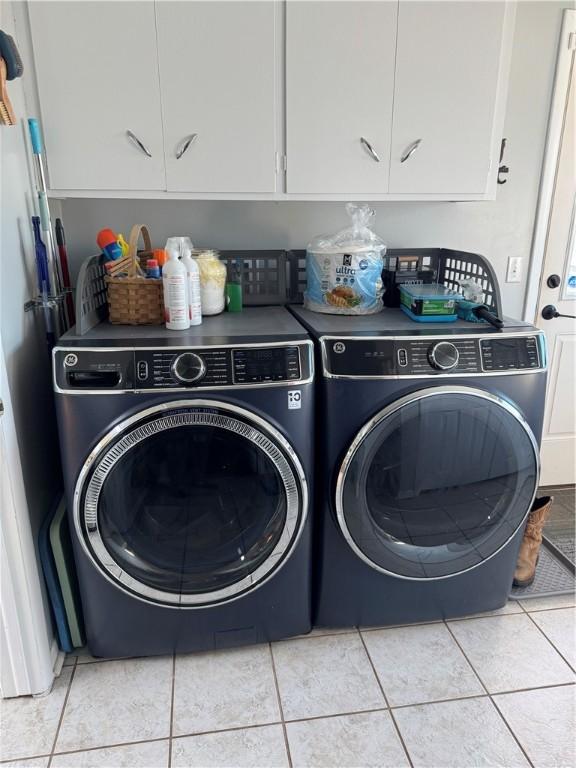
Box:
1;1;61;646
58;1;570;321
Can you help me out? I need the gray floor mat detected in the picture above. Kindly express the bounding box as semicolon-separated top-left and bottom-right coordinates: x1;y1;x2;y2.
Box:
544;531;575;565
510;544;575;600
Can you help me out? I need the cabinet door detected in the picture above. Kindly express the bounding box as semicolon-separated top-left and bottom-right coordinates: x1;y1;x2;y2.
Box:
286;1;397;194
389;1;506;194
157;1;277;193
28;1;165;191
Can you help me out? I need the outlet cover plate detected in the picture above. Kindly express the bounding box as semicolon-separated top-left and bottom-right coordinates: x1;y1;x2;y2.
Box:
507;256;523;283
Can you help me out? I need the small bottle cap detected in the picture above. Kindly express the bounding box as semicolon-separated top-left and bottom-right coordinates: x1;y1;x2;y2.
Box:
97;228;118;249
154;249;167;266
147;259;158;268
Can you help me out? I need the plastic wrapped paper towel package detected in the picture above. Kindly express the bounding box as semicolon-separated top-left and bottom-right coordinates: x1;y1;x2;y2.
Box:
305;204;386;315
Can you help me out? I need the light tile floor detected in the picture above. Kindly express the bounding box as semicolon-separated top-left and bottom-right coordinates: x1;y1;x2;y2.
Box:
1;596;574;768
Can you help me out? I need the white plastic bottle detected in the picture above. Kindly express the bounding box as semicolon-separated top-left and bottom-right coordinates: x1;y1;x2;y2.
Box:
181;242;202;326
162;238;190;330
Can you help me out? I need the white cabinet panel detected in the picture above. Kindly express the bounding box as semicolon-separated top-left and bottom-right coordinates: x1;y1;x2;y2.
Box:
157;1;277;193
286;1;397;194
389;1;506;194
28;1;165;191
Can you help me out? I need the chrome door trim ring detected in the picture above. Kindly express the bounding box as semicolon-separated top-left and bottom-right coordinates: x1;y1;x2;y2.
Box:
335;385;540;581
73;399;308;608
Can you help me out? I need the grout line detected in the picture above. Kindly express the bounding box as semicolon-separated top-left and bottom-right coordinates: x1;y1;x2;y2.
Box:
443;621;535;767
166;720;284;743
167;652;176;767
389;693;489;711
35;737;170;762
519;602;576;614
523;610;576;674
283;706;389;726
488;680;576;698
47;659;77;767
358;629;414;768
268;642;292;768
387;681;576;711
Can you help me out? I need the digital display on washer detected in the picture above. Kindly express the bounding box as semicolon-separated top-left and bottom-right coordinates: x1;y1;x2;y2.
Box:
324;340;396;376
480;337;540;371
233;347;300;383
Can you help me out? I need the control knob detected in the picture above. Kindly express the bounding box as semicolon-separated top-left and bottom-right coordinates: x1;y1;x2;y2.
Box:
171;352;206;385
428;341;459;371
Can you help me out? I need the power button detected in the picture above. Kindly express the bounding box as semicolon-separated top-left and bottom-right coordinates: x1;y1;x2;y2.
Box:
397;348;408;367
137;360;148;381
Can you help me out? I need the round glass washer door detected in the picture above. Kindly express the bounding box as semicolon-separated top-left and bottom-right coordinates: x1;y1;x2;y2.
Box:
74;400;307;607
336;386;539;580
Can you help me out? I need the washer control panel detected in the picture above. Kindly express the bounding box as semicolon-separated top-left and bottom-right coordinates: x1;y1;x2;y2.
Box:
135;349;230;388
54;344;308;392
232;347;301;383
322;333;544;378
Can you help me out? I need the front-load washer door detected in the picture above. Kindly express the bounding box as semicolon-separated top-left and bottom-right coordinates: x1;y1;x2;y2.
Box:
336;386;539;580
74;400;307;607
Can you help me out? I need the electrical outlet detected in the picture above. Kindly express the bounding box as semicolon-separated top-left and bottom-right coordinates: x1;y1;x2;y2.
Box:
507;256;523;283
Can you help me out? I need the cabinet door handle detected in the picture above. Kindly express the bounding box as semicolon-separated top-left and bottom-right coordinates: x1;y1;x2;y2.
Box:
360;137;381;163
126;130;152;158
175;133;198;160
400;139;422;163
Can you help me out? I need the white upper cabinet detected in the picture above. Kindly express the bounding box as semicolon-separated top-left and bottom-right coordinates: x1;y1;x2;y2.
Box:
286;1;398;194
389;1;507;194
26;0;513;198
156;1;278;193
28;1;166;191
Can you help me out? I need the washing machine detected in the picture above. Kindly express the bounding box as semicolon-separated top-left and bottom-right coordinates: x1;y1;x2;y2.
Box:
291;306;547;627
53;308;314;657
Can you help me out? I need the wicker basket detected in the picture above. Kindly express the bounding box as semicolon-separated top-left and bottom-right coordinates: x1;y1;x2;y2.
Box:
105;225;164;325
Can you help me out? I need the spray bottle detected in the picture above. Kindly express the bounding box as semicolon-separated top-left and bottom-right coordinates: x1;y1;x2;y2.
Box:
162;238;190;330
181;239;202;326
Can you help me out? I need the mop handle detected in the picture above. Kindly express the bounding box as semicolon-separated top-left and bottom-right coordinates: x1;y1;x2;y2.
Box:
27;119;65;294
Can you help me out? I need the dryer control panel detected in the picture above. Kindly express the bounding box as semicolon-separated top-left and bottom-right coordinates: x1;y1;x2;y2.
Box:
53;343;310;392
322;333;545;378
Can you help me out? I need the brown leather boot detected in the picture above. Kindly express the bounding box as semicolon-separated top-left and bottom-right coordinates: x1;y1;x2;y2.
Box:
513;496;554;587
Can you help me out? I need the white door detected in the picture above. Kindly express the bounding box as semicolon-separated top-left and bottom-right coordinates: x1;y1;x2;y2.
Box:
157;1;278;194
389;1;506;194
28;1;165;191
286;1;397;194
0;359;56;698
535;28;576;487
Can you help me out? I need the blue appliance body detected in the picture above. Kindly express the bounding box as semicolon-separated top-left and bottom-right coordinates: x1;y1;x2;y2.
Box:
53;308;314;657
290;306;547;627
